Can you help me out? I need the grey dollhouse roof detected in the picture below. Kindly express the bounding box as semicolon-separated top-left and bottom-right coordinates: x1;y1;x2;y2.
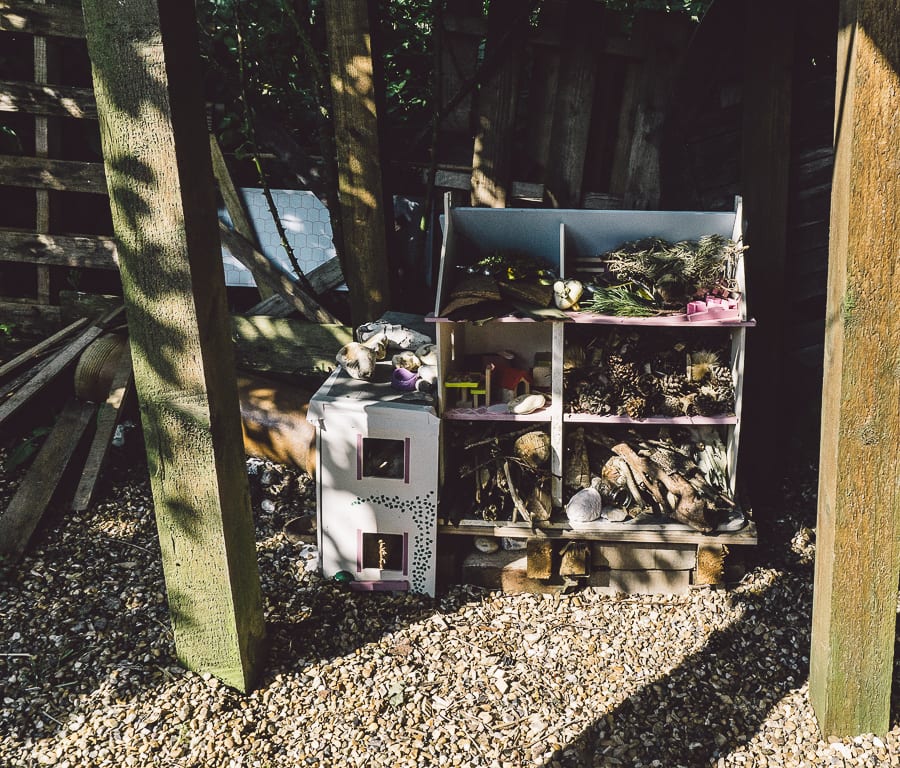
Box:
308;362;438;426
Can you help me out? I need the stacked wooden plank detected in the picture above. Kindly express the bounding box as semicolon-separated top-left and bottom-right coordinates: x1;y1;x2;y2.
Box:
0;305;132;561
0;295;358;562
0;2;347;337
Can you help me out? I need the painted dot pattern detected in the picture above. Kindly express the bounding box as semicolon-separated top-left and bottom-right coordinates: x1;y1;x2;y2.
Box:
351;491;436;594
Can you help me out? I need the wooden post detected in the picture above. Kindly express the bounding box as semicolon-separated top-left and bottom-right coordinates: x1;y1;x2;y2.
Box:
737;0;795;539
469;0;530;208
324;0;391;327
809;0;900;737
543;0;603;208
81;0;265;691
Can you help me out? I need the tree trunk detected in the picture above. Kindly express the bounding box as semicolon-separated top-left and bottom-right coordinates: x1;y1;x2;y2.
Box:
325;0;391;327
738;0;795;541
543;0;603;208
81;0;265;692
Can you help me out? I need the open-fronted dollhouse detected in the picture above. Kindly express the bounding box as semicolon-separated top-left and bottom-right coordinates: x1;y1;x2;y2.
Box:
308;362;440;596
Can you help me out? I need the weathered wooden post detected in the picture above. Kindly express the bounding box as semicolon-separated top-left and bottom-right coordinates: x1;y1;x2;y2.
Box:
543;0;603;209
81;0;265;691
809;0;900;737
738;0;795;542
324;0;391;327
469;0;530;208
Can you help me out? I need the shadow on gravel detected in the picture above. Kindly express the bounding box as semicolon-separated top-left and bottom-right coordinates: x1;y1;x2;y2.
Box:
261;588;447;673
539;567;816;767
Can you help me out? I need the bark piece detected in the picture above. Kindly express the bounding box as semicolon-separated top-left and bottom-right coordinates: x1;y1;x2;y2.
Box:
526;538;553;579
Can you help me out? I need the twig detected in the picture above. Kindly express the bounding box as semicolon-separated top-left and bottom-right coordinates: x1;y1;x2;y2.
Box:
460;711;489;760
492;715;531;731
503;459;530;524
101;534;153;555
0;652;34;657
40;710;64;727
463;425;538;451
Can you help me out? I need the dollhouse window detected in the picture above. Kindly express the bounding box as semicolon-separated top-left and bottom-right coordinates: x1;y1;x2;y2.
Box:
358;436;409;481
360;531;407;573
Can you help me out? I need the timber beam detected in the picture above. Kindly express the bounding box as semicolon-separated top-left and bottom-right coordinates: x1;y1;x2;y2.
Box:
809;0;900;737
81;0;266;692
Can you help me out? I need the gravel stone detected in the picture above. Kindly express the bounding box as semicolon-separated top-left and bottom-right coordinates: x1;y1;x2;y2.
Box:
1;449;899;767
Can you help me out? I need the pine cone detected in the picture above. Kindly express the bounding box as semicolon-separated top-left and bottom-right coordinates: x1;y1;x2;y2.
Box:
711;364;732;387
661;394;685;416
637;372;658;397
694;390;723;417
607;354;642;391
711;384;735;412
657;372;687;396
622;395;649;420
571;378;614;415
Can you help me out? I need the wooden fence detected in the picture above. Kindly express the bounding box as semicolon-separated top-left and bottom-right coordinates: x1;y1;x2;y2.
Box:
0;0;835;407
0;1;115;335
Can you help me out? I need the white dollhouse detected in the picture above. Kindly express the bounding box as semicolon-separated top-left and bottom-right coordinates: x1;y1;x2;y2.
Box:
308;361;440;596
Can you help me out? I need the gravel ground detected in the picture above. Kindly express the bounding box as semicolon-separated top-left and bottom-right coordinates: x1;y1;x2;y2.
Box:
1;441;899;768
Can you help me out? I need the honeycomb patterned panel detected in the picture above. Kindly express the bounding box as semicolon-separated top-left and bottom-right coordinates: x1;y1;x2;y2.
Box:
219;188;338;287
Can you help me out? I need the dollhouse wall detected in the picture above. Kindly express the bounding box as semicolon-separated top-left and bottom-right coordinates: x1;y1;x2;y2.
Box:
310;365;440;596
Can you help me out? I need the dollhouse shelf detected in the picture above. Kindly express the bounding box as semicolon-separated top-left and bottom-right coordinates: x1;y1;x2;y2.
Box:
429;198;757;583
564;413;738;424
443;405;553;421
438;516;757;545
429;311;756;327
442;409;735;424
563;312;756;327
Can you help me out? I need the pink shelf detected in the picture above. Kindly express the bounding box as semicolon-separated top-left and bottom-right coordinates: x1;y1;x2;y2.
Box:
442;406;553;422
562;311;755;327
427;311;756;327
442;409;735;425
564;413;738;425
